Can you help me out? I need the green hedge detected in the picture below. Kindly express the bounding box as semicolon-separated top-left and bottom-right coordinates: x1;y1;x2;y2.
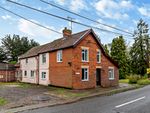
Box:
128;75;141;84
137;79;150;85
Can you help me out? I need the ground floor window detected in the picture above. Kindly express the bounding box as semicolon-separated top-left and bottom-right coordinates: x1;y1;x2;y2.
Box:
30;70;34;78
108;67;114;80
41;72;46;79
82;67;89;81
24;71;27;77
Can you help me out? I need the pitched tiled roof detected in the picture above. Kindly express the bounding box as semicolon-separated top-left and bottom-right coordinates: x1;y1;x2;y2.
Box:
19;29;118;67
19;29;90;59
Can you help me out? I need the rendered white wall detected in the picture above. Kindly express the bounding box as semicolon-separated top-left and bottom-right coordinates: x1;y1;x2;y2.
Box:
39;53;50;85
20;57;38;84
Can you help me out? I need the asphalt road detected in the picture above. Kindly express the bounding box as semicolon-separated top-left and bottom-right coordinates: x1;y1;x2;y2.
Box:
19;85;150;113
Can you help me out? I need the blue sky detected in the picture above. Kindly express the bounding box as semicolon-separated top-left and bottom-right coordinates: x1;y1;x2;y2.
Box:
0;0;150;45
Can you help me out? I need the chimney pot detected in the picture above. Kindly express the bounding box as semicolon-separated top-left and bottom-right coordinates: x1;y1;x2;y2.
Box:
63;27;72;37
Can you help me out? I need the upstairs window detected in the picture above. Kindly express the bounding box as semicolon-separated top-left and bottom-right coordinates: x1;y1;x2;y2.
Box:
82;47;89;62
30;70;34;78
97;49;101;63
108;67;114;80
57;50;62;62
26;58;28;63
41;72;46;79
42;53;46;63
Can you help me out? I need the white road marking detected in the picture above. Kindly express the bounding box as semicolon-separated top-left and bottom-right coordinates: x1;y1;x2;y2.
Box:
115;96;145;108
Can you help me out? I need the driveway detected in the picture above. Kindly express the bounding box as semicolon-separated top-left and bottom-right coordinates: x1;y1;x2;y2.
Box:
19;85;150;113
0;83;63;110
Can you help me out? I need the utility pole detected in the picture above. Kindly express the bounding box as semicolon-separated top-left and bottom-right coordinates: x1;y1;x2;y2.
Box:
67;16;74;31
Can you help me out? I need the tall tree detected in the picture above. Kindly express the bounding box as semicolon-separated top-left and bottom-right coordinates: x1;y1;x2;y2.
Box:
103;44;110;55
1;34;39;62
0;47;6;62
130;19;150;76
111;36;129;79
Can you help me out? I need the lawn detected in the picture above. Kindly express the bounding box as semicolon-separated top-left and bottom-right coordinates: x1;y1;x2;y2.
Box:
0;82;32;88
119;79;129;83
0;98;7;106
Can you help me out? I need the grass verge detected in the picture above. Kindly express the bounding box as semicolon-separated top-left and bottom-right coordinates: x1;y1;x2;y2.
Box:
119;79;129;83
0;98;7;106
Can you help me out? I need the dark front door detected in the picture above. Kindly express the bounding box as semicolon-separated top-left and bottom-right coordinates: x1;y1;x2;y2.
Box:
96;69;101;86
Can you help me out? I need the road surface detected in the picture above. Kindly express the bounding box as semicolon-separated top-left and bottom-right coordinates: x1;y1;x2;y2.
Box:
19;85;150;113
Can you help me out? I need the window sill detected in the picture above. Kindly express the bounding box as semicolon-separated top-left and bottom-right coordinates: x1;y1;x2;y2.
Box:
109;78;115;80
57;61;63;63
82;61;89;63
97;62;101;63
41;78;46;80
82;79;89;81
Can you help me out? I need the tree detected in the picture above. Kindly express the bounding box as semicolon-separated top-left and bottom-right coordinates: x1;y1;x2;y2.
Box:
103;44;110;55
0;47;6;62
111;36;129;79
130;19;150;76
1;34;39;62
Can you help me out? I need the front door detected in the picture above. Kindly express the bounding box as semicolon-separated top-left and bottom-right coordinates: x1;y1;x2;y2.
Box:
96;69;101;86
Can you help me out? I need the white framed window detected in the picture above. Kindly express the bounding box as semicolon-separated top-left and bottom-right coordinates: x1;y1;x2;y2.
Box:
41;72;46;79
57;50;62;62
26;58;28;63
42;53;46;63
108;67;114;80
24;71;27;77
97;49;101;63
0;75;3;79
82;47;89;62
82;67;89;81
30;70;34;78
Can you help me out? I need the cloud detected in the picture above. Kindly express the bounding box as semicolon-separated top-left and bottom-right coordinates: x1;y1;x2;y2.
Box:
138;7;150;17
69;0;87;12
54;0;65;5
18;19;62;43
94;0;133;20
1;15;11;20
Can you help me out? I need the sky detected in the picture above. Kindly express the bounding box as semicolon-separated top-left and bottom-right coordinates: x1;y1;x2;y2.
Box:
0;0;150;46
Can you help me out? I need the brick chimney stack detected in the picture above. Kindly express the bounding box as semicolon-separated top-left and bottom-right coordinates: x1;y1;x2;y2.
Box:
63;27;72;37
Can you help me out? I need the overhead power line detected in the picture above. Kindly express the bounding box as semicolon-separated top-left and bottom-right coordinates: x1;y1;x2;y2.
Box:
0;6;62;35
40;0;133;35
6;0;133;37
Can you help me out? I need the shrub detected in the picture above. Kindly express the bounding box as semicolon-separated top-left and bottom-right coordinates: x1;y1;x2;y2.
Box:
128;74;141;84
141;74;148;79
137;79;150;85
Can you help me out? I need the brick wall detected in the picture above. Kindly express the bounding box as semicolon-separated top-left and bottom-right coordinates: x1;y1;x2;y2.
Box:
0;70;16;82
72;33;119;89
49;48;73;88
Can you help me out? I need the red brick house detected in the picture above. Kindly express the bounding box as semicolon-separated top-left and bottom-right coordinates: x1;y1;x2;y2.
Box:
19;28;119;89
0;63;16;82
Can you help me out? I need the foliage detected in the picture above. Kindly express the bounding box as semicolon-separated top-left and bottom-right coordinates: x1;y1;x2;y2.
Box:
9;61;17;64
130;19;150;76
137;79;150;85
128;74;141;84
147;68;150;76
110;36;129;79
0;47;6;62
1;34;39;62
0;98;7;106
103;44;110;55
